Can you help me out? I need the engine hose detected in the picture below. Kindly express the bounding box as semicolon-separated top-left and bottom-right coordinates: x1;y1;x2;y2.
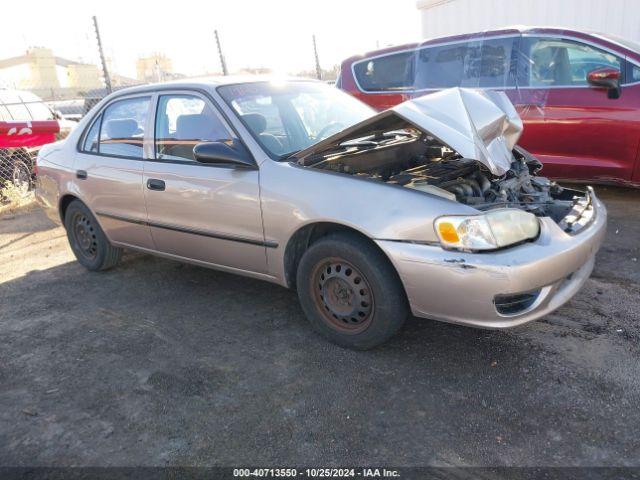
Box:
464;179;482;197
448;185;465;198
475;172;491;194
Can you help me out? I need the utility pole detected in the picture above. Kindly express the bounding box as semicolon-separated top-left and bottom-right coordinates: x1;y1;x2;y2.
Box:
215;30;228;76
93;16;112;93
312;34;322;80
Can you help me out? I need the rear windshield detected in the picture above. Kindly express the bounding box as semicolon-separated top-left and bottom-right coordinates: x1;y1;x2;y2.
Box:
0;100;54;121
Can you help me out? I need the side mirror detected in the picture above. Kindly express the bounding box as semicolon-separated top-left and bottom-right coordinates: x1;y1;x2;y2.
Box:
193;140;256;169
587;67;621;99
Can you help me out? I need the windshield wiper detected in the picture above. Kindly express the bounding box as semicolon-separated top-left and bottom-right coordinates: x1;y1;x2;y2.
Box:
278;150;300;161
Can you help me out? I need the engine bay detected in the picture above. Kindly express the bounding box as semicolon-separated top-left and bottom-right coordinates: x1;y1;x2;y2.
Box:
297;124;588;226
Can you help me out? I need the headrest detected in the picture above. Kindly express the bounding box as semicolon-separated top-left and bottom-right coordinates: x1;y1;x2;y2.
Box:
105;119;138;139
242;113;267;134
176;114;215;140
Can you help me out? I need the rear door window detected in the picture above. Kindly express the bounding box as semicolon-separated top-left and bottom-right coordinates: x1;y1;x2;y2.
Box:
99;96;150;158
415;37;517;89
353;50;415;92
476;37;518;87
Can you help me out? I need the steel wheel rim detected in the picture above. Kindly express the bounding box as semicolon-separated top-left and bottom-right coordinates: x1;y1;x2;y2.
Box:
311;257;374;334
72;212;98;260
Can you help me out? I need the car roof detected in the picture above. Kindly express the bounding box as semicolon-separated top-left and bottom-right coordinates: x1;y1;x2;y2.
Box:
341;26;637;64
105;75;322;97
0;88;45;105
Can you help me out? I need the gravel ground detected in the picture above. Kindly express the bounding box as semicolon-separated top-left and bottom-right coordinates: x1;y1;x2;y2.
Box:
0;186;639;467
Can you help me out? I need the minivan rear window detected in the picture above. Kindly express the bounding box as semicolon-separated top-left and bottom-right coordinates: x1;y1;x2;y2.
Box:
353;51;415;92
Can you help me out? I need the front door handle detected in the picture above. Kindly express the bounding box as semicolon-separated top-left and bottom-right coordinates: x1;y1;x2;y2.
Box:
146;179;165;191
76;170;87;179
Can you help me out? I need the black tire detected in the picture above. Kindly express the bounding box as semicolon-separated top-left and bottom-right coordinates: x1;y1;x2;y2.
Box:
64;200;122;271
296;232;409;350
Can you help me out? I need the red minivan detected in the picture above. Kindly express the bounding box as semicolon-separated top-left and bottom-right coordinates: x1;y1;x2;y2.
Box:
338;27;640;186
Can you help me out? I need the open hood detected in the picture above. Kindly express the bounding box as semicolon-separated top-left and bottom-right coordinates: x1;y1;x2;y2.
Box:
296;88;523;176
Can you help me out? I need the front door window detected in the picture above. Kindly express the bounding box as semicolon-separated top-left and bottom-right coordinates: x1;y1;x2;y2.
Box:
154;94;234;161
520;37;622;87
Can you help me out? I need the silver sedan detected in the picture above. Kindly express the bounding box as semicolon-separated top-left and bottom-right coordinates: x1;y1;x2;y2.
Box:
35;78;606;349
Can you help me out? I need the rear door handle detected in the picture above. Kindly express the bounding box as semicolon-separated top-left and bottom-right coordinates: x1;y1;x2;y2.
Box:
146;178;165;191
76;170;87;179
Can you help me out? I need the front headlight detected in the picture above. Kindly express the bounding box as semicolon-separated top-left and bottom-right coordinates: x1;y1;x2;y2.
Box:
434;209;540;251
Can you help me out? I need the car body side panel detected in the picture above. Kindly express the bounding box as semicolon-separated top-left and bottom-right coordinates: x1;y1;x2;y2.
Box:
34;142;76;225
258;160;477;286
376;194;607;327
515;85;640;182
74;152;154;249
142;160;268;273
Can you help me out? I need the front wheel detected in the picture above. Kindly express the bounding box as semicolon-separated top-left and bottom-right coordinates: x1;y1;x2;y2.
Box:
64;200;122;271
296;232;409;350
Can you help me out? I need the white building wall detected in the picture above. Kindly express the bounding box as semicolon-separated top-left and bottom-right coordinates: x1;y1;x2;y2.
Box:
418;0;640;44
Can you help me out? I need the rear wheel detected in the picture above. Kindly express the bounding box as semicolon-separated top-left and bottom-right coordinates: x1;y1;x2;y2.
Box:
64;200;122;271
296;232;408;349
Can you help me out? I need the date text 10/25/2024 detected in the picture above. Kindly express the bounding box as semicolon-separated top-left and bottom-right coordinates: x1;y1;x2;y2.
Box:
233;468;401;478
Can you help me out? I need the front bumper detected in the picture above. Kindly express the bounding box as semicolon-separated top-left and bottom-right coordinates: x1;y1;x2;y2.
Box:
376;192;607;328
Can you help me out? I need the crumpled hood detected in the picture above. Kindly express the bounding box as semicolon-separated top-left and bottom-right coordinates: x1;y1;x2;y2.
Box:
392;88;523;176
296;87;523;177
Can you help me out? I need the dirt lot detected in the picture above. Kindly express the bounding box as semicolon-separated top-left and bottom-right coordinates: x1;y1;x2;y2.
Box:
1;187;639;467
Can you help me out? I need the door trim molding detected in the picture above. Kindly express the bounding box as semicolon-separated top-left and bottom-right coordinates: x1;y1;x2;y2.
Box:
96;211;278;248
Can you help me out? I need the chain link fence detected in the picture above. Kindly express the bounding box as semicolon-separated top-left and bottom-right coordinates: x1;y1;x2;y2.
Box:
0;147;36;204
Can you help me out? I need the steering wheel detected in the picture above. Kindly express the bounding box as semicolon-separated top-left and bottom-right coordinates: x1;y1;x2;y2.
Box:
316;121;346;141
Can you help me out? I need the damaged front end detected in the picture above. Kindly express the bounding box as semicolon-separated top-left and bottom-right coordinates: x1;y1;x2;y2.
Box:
294;88;593;235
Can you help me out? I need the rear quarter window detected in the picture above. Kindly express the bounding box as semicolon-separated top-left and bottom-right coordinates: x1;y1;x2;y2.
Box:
353;51;415;92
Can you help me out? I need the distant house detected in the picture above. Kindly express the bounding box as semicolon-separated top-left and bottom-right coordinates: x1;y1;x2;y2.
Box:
136;53;184;83
0;47;104;100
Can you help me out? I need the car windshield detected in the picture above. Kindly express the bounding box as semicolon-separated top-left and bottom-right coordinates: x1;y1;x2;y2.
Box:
218;81;375;159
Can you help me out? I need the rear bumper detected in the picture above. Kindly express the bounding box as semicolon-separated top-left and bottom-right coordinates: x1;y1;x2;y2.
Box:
376;192;607;328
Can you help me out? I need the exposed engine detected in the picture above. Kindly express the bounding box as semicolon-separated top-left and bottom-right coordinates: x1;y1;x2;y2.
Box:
298;127;585;225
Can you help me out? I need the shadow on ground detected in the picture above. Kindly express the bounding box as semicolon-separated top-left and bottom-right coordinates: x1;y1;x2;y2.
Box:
0;187;638;466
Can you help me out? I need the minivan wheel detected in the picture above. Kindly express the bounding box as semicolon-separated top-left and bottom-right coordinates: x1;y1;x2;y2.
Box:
64;200;122;271
296;232;409;350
